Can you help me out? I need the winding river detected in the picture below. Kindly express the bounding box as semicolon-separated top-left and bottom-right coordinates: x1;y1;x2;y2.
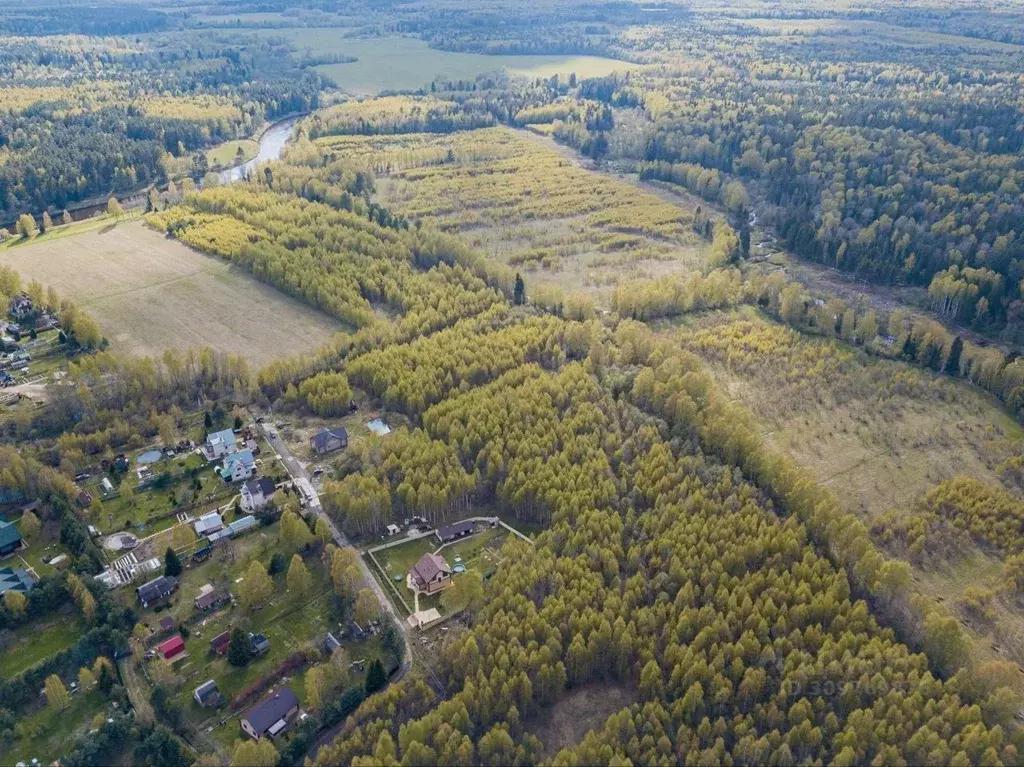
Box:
214;115;302;185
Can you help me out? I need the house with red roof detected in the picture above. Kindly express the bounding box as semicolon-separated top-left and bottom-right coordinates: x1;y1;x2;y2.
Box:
157;634;185;661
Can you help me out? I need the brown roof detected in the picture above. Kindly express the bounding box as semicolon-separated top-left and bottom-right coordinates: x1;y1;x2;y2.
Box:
410;552;451;589
210;631;230;650
195;590;223;610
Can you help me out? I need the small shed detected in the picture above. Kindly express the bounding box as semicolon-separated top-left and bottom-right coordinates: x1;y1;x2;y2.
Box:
210;631;230;656
100;477;116;498
194;679;224;708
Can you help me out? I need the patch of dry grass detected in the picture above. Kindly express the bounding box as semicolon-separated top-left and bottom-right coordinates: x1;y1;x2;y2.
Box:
0;220;343;366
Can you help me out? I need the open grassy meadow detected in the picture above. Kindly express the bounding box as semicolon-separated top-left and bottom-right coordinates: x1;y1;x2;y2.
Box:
1;689;113;766
0;606;86;679
264;30;640;95
0;220;344;366
670;306;1022;520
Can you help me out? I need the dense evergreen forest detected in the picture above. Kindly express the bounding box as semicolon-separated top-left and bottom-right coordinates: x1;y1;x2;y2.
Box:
0;27;321;220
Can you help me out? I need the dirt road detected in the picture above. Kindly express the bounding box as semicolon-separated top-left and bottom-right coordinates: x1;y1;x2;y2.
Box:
257;420;415;684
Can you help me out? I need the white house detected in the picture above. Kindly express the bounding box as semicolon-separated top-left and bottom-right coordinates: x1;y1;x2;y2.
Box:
219;450;255;482
204;429;237;460
241;478;276;512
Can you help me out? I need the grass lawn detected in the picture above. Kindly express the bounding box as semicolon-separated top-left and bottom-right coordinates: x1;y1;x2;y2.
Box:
1;689;111;765
371;527;509;617
12;525;73;579
92;456;233;536
0;606;85;678
372;537;435;582
438;527;503;566
497;513;545;539
206;139;259;169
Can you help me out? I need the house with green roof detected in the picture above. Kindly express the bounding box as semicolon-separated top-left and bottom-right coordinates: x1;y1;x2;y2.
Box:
0;519;24;557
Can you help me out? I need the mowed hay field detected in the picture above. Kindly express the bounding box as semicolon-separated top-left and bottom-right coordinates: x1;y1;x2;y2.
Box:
0;220;343;366
318;126;706;302
265;30;640;96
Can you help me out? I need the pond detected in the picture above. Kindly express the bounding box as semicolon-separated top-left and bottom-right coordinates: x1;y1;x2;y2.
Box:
137;449;163;464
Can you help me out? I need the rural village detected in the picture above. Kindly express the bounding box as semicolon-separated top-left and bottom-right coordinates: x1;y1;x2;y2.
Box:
0;280;531;763
3;0;1024;765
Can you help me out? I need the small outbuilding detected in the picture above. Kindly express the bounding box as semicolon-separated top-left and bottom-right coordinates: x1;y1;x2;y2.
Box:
436;520;473;544
194;679;224;708
322;632;342;654
210;631;231;656
194;511;224;537
100;477;116;498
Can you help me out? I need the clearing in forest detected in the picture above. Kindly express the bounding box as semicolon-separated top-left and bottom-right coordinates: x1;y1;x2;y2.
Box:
320;126;707;302
526;683;636;760
671;306;1022;519
669;305;1024;681
0;220;343;366
265;30;639;96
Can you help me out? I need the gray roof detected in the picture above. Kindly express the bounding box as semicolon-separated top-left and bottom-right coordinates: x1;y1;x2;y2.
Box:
194;512;223;535
207;429;235;447
243;688;299;735
229;515;258;535
195;590;223;610
311;427;347;451
195;680;219;701
0;567;34;594
436;519;473;541
244;478;276;497
137;575;177;602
